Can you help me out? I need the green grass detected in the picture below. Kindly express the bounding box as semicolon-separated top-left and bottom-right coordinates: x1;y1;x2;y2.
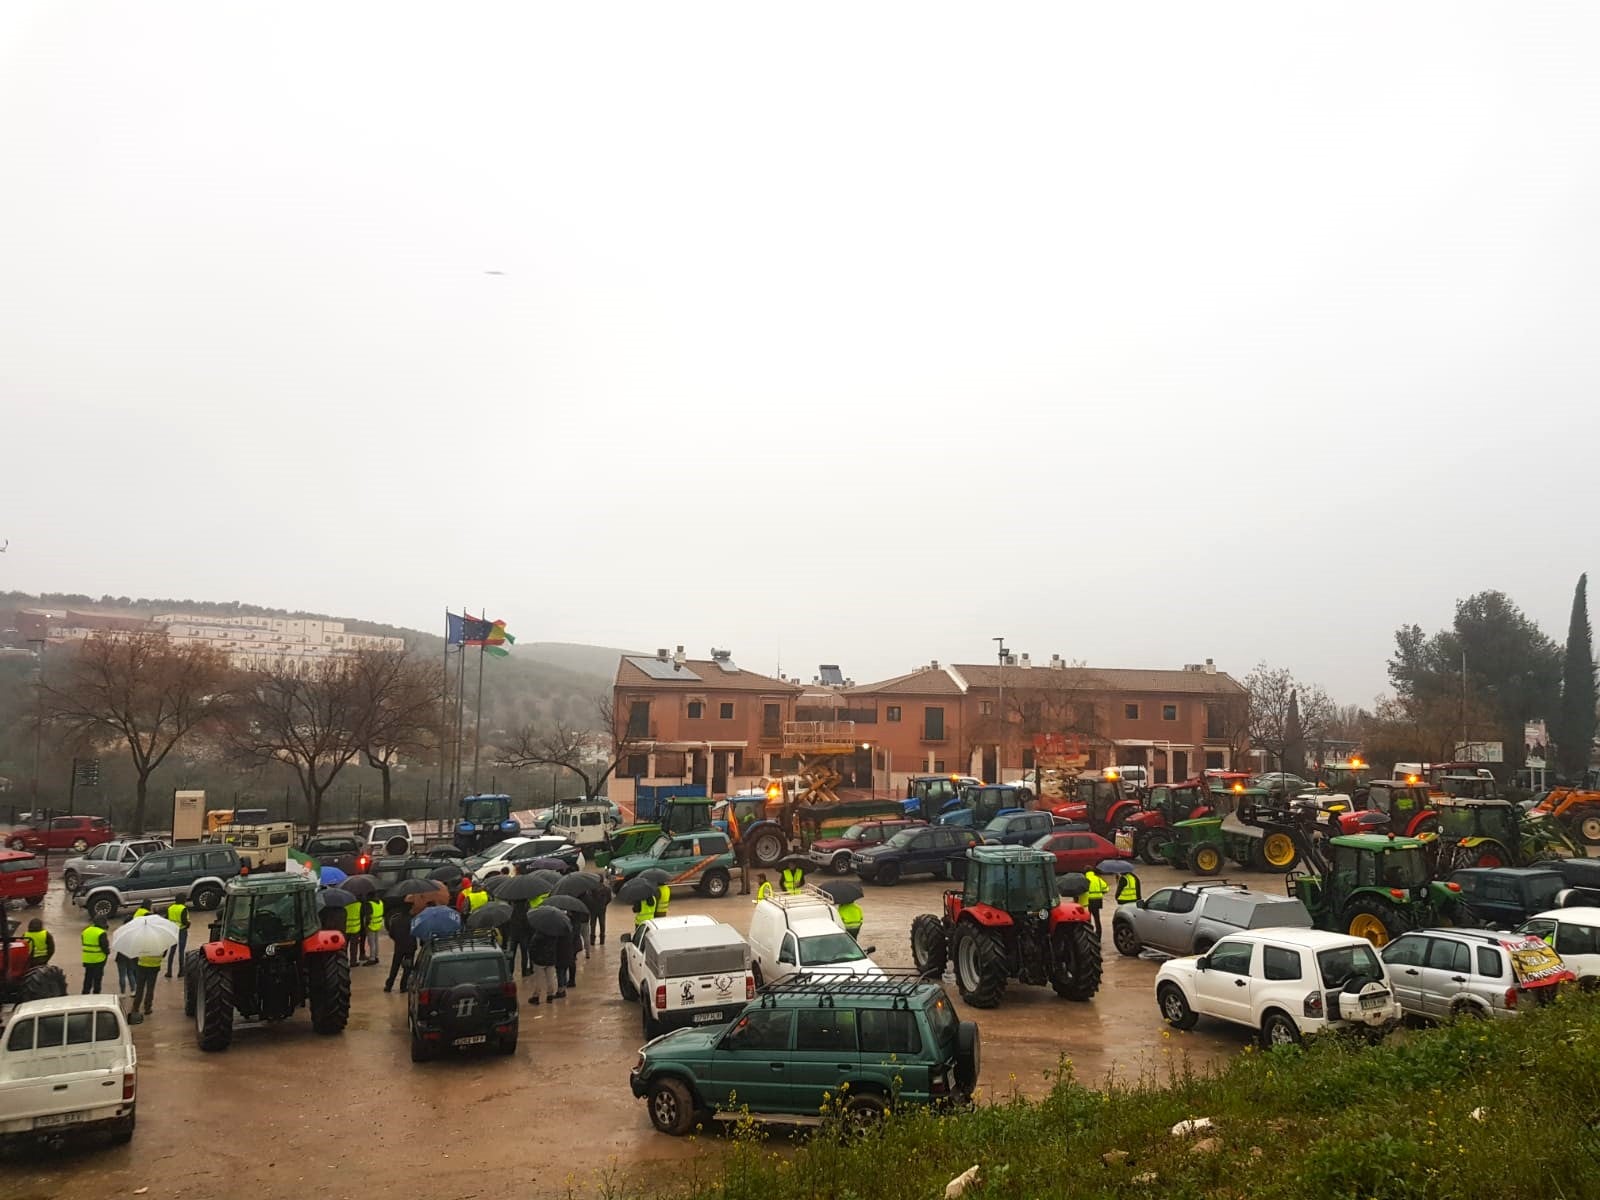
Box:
640;994;1600;1200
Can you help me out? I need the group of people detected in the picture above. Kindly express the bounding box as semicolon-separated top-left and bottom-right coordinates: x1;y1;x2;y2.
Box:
1076;867;1140;934
23;900;193;1024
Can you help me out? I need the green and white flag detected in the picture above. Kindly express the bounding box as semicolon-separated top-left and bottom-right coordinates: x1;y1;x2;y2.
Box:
286;848;318;879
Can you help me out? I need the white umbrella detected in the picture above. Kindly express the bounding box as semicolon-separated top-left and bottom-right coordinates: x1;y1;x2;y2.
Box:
108;915;181;959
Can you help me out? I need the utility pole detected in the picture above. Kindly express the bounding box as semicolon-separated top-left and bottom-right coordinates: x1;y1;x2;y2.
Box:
993;636;1008;780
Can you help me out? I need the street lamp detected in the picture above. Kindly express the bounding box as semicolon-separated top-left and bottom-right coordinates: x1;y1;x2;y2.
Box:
993;637;1007;779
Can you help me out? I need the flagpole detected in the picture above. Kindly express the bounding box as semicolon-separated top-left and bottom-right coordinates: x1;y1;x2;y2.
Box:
472;608;487;793
439;623;452;821
452;608;468;799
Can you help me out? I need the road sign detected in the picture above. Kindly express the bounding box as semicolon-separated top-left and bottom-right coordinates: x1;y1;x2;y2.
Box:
72;758;101;789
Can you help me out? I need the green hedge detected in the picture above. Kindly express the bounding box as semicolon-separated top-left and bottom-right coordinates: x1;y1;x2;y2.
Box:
647;994;1600;1200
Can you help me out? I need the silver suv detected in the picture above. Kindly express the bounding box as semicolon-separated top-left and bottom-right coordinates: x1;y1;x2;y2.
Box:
1379;928;1576;1020
1112;881;1312;958
61;838;169;894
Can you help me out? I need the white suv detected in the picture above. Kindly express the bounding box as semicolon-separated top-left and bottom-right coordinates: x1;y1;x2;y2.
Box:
1155;928;1401;1048
618;915;754;1038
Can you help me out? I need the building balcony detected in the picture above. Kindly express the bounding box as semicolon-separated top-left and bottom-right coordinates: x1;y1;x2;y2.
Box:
921;732;949;744
625;722;659;741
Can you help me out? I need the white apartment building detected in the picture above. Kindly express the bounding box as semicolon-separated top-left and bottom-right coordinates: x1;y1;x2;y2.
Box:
25;608;404;670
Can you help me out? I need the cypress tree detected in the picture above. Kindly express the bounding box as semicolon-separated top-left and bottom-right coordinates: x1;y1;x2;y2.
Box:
1556;574;1597;780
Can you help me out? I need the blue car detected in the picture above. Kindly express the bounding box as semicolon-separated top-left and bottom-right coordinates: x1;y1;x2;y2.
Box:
851;825;983;885
979;810;1055;846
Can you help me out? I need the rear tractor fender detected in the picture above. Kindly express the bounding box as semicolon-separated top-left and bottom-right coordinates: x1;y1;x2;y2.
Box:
1049;901;1094;928
203;940;251;965
958;904;1015;929
302;930;347;954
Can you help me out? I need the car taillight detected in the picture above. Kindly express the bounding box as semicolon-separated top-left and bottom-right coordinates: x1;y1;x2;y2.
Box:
122;1073;136;1101
501;982;517;999
746;974;755;999
357;855;370;871
1303;991;1324;1018
1505;987;1518;1009
417;989;432;1006
930;1070;950;1096
655;985;667;1010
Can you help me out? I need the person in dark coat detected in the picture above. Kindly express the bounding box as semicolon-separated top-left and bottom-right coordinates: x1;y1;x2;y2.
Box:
582;886;607;950
383;901;417;994
526;925;559;1005
508;898;533;977
557;917;579;990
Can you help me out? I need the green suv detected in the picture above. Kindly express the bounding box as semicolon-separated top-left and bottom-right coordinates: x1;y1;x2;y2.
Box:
629;975;979;1135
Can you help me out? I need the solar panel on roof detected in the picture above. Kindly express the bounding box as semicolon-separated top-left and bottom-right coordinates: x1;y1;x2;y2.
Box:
714;659;740;673
625;655;703;681
818;665;844;686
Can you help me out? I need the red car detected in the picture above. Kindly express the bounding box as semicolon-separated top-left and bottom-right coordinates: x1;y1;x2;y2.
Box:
0;849;48;906
807;818;926;874
5;815;114;854
1032;828;1120;874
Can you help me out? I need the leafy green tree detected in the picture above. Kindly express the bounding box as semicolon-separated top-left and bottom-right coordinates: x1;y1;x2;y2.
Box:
1553;574;1597;779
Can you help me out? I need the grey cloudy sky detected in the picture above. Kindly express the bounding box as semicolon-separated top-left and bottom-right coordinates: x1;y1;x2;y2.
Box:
3;3;1598;704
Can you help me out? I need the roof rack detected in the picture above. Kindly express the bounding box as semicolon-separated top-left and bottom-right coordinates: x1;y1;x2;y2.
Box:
417;930;503;954
757;968;937;1009
758;886;838;908
1180;879;1246;890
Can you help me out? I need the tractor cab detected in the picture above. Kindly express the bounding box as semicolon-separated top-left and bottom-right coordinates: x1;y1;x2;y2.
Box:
601;796;719;867
1317;760;1372;794
1049;775;1138;835
455;794;521;854
1115;780;1216;866
1206;771;1254;796
903;775;981;823
1286;832;1459;947
1364;781;1439;838
1436;774;1499;801
1432;797;1576;870
936;784;1032;829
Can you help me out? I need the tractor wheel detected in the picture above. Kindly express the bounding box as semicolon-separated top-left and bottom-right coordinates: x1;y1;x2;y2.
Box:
951;925;1008;1009
618;958;639;1002
1343;898;1413;948
1187;843;1224;876
1157;982;1198;1030
1573;808;1600;847
1261;832;1299;871
18;965;67;1004
306;951;351;1035
195;962;235;1052
1462;843;1510;869
1137;832;1170;868
1051;923;1103;1001
182;951;203;1016
1112;918;1142;958
748;829;786;868
910;914;948;977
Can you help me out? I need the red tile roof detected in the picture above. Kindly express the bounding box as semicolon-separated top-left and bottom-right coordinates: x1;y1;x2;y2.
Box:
952;664;1246;695
614;656;801;693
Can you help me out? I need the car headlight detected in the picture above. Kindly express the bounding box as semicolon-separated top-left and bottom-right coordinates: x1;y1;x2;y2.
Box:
633;1051;646;1073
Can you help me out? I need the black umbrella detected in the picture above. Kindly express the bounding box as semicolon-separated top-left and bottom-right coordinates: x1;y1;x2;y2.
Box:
554;872;607;897
817;879;863;905
340;875;378;898
776;854;813;872
386;877;437;901
479;874;512;896
1095;859;1139;875
637;867;672;886
616;877;658;906
520;857;570;874
1059;872;1090;899
318;887;356;910
526;906;572;936
466;901;513;930
496;874;554;901
521;869;562;894
428;864;464;886
544;895;590;918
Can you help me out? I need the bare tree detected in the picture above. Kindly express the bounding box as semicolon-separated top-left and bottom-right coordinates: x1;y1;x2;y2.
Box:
1245;662;1335;773
496;692;641;799
352;648;440;811
39;631;231;834
228;657;366;834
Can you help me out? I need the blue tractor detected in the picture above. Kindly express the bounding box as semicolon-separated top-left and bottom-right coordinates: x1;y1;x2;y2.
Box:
455;794;521;854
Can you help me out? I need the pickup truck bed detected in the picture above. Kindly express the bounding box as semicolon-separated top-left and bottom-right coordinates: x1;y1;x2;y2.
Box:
0;995;137;1145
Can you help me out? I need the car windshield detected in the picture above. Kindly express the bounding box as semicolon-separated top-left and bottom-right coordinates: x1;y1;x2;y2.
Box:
462;799;504;823
841;824;868;840
885;830;917;849
1526;874;1565;912
797;932;867;966
1318;943;1383;989
648;835;672;857
1380;850;1428;889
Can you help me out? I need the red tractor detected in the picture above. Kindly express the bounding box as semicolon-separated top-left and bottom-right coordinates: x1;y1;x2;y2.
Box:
1114;779;1217;865
0;911;68;1007
1048;774;1141;838
183;874;350;1051
909;845;1101;1008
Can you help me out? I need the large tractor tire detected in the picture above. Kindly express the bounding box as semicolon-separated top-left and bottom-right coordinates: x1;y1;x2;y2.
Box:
195;962;235;1052
951;925;1008;1009
306;951;351;1036
1187;843;1224;876
1571;807;1600;847
18;965;67;1004
1050;923;1103;1001
1343;898;1413;948
747;828;786;869
910;914;948;977
182;950;204;1016
1461;842;1510;869
1136;831;1168;868
1261;831;1300;871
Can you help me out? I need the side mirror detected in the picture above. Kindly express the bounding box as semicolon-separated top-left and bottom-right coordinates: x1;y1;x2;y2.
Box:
862;945;877;955
1195;956;1209;971
1136;897;1149;909
619;933;633;944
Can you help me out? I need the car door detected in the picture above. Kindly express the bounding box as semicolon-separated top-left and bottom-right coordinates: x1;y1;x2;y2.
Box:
788;1007;861;1104
1193;938;1255;1026
706;1008;795;1110
78;844;110;881
629;925;652;991
1553;918;1600;981
1132;887;1177;949
900;829;936;874
1419;937;1470;1018
1379;934;1428;1013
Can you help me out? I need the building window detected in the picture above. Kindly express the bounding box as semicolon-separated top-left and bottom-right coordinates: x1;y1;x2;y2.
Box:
1162;704;1178;722
720;702;734;720
687;701;704;719
979;700;993;717
924;707;946;740
1124;703;1140;720
887;706;902;723
624;753;649;778
627;702;651;738
1205;703;1226;739
933;760;946;773
762;703;781;738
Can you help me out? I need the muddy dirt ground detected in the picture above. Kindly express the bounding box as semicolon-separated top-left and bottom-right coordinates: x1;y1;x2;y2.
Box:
1;862;1281;1200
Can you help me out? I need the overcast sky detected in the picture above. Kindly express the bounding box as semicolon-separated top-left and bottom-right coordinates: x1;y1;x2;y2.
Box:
3;3;1598;704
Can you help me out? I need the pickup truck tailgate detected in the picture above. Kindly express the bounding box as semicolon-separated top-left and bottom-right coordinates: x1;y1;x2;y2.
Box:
0;1020;135;1134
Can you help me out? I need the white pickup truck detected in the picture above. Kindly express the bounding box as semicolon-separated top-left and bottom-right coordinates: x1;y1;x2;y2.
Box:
0;995;137;1147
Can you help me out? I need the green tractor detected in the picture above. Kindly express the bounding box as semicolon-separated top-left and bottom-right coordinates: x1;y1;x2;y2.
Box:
1279;826;1465;947
1430;797;1578;872
182;874;350;1052
1154;789;1299;875
595;796;717;868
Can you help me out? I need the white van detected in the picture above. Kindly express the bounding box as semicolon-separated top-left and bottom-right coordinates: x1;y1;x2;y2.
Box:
0;995;137;1147
546;801;615;851
618;915;754;1037
747;889;881;988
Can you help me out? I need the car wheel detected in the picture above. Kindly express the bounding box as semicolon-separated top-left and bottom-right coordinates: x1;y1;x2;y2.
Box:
841;1090;890;1130
192;884;223;911
830;852;852;875
618;958;639;1002
25;895;44;907
1157;982;1198;1030
876;861;901;887
89;895;118;922
1259;1010;1302;1048
1111;919;1142;958
700;869;730;899
646;1077;697;1136
63;870;80;892
71;838;89;853
5;837;25;851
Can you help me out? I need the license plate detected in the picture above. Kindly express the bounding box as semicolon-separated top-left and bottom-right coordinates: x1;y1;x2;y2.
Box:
1114;833;1133;852
692;1011;725;1024
1360;993;1389;1011
34;1110;87;1129
453;1034;487;1046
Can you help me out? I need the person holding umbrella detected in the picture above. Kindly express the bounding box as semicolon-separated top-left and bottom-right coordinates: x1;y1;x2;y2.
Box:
617;877;657;926
366;894;385;966
1081;866;1109;935
343;897;366;965
1096;859;1141;907
383;892;418;993
525;907;569;1005
163;899;189;979
818;880;865;941
110;912;180;1023
80;916;110;994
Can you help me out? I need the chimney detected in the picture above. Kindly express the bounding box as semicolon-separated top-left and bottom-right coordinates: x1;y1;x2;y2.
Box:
1205;658;1216;674
1019;653;1032;669
673;645;686;667
1049;654;1064;669
930;659;939;669
656;648;670;662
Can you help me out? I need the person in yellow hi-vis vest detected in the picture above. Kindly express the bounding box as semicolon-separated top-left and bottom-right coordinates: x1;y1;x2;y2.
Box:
344;901;365;966
633;893;657;926
164;900;189;978
22;918;53;965
1081;869;1109;935
656;882;671;917
81;917;110;994
365;897;385;966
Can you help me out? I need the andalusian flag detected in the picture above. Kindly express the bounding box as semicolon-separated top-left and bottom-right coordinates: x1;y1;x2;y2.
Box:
483;620;515;657
286;848;318;880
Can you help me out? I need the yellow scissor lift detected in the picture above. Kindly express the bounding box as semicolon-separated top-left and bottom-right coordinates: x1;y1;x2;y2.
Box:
781;721;860;807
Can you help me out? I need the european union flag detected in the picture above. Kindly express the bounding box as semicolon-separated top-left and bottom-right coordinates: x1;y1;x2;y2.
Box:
445;612;494;645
